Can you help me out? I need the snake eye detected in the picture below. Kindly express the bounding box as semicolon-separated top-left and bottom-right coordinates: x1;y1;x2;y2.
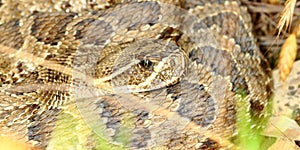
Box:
139;59;153;69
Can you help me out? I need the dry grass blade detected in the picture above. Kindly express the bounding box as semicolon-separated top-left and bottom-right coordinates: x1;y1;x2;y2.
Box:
276;0;296;35
278;33;297;81
278;19;300;82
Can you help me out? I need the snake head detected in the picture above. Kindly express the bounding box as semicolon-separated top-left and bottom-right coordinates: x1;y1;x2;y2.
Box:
110;39;187;93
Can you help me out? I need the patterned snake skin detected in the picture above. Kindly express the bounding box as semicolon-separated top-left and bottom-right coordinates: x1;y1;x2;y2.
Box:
0;0;273;149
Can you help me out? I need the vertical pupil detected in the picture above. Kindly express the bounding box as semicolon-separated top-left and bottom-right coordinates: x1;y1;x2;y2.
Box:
140;59;153;68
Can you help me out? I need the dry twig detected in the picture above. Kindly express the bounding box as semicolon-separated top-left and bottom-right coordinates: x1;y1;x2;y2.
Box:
276;0;299;82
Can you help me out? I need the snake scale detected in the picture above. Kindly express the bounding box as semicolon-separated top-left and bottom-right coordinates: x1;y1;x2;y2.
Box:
0;0;273;149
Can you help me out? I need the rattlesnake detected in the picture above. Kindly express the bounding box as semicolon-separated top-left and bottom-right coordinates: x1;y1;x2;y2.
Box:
0;0;274;149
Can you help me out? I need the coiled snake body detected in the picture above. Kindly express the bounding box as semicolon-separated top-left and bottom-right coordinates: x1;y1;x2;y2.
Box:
0;0;273;149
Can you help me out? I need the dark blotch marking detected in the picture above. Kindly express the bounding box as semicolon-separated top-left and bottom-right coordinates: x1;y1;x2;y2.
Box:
31;13;76;45
199;138;220;149
74;18;96;39
75;1;162;46
258;56;273;90
135;110;149;124
250;100;265;113
127;110;151;148
39;68;71;84
131;127;151;148
74;19;113;45
192;21;207;30
95;97;151;148
230;64;250;94
189;46;233;77
194;12;256;55
158;27;183;42
169;82;216;127
103;1;161;30
96;100;122;129
61;1;72;11
28;106;60;148
0;20;24;49
166;83;182;100
165;131;188;148
148;22;155;26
